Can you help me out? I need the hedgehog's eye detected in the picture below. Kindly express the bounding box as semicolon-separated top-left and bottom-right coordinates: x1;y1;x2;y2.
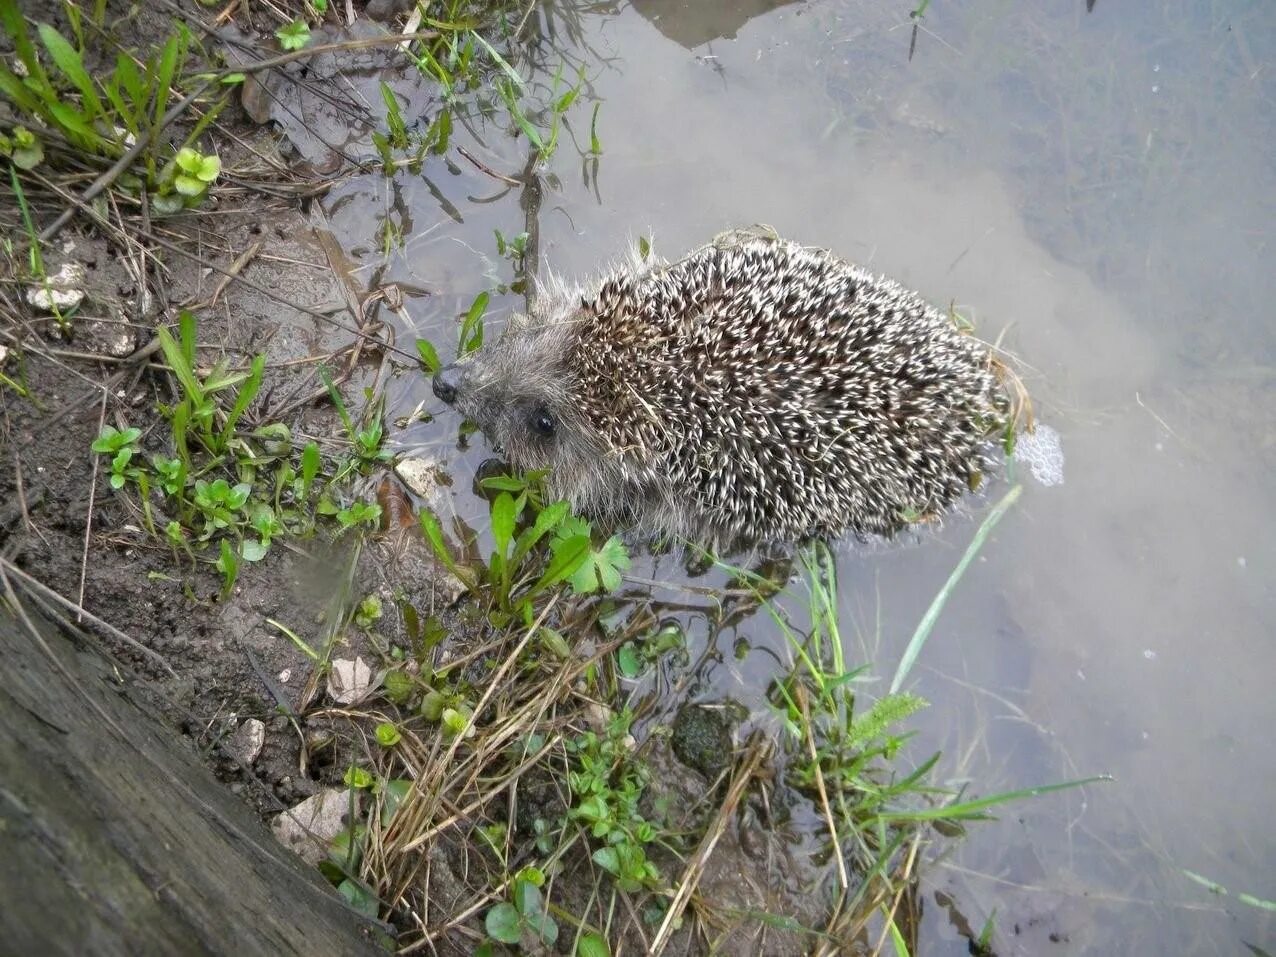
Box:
530;409;556;439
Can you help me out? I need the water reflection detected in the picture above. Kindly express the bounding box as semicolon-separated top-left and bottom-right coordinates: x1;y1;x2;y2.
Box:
323;1;1276;952
629;0;803;47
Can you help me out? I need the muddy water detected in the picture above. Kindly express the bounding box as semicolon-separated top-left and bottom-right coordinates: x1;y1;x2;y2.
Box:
318;2;1276;952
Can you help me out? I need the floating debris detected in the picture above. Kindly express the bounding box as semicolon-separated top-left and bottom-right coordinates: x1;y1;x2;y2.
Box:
1014;422;1066;487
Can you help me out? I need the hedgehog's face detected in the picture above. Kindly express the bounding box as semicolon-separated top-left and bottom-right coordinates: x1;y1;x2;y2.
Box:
431;310;596;477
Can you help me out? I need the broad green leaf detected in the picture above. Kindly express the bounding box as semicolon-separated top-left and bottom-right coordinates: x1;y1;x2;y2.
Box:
617;643;641;678
490;492;516;556
337;878;379;918
513;879;542;917
485;903;522;944
174;174;204;196
197;154;221;182
537;534;590;592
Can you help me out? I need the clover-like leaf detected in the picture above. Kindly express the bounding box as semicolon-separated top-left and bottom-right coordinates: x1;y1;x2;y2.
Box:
196;153;221;183
567;534;630;595
374;722;402;747
275;19;311;51
175;147;203;174
174;174;206;197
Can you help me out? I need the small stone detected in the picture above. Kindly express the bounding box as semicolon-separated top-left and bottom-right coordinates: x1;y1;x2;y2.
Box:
328;655;376;704
226;717;266;766
583;702;612;734
26;262;87;312
364;0;412;21
76;312;137;358
393;456;444;501
271;788;360;865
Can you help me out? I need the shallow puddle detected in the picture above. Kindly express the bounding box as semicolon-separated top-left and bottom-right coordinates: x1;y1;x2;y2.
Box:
313;2;1275;951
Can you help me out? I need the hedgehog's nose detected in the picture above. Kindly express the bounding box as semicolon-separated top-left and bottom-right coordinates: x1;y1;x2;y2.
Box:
432;364;461;405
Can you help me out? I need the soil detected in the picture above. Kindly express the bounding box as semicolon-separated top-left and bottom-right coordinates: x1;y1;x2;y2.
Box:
1;0;455;830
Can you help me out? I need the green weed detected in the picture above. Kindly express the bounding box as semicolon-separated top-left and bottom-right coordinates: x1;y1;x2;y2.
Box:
91;313;386;590
90;424;142;490
0;3;228;208
483;868;559;950
275;19;311;51
567;708;661;892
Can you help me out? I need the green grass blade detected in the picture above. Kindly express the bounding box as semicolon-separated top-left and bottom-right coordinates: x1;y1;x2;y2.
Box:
221;353;264;445
882;905;911;957
156;326;205;405
497;79;543;150
0;0;53;96
880;774;1111;822
890;484;1022;694
10;165;45;276
0;63;43;113
470;31;525;90
102;63;135;132
589;101;602;154
38;22;105;119
318;365;355;436
418;508;476;590
151;30;182;129
179;89;230;150
1237;893;1276;913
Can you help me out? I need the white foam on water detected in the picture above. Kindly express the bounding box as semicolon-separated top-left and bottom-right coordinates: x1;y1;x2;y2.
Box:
1014;422;1066;487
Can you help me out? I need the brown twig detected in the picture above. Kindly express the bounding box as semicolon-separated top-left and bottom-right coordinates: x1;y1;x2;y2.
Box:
77;390;108;623
218;31;440;76
456;145;524;186
204;239;263;309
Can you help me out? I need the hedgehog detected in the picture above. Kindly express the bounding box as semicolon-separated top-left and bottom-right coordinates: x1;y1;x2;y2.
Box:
431;232;1010;552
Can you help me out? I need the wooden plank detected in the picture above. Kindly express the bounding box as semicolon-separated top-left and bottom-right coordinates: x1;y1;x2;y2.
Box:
0;595;389;957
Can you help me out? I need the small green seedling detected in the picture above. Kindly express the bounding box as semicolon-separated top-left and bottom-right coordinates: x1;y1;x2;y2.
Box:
192;477;251;537
374;722;401;747
336;501;382;532
215;538;238;595
0;126;43;169
566;709;661;892
92;425;142;490
617;621;685;678
275;19;310;51
152;145;220;214
484;871;558;949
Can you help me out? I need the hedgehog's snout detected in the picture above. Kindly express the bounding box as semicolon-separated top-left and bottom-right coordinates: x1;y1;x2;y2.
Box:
432;363;464;405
